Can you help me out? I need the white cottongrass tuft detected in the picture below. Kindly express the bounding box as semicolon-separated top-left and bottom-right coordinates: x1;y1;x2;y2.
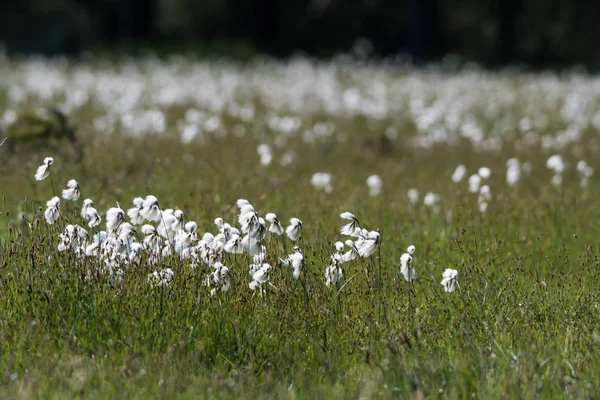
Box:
280;247;304;280
140;195;161;222
106;207;125;232
224;233;244;254
440;268;459;292
44;196;61;224
249;263;271;296
366;175;383;196
57;224;89;253
400;245;415;282
117;222;136;242
325;244;344;287
35;157;54;181
85;206;101;228
81;199;94;218
204;262;231;296
142;224;162;251
237;200;258;234
127;197;145;225
285;218;302;241
148;268;174;287
61;179;80;201
340;212;359;236
342;239;359;262
265;213;284;235
355;229;380;258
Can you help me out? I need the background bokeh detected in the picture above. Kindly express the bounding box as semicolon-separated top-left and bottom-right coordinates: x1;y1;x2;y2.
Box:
0;0;598;67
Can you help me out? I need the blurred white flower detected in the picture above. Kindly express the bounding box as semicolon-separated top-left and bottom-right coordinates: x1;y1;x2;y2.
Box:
546;155;565;174
44;196;60;224
407;188;419;205
551;174;563;188
366;175;382;196
479;185;491;200
577;160;593;187
280;151;296;166
311;172;333;192
61;179;80;201
452;165;467;183
35;157;54;181
478;167;491;179
423;192;440;208
440;269;458;292
478;202;488;213
468;174;481;193
257;144;272;166
477;185;491;213
506;158;521;186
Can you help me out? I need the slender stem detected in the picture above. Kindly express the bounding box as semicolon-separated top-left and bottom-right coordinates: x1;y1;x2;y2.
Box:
49;173;56;197
158;206;174;248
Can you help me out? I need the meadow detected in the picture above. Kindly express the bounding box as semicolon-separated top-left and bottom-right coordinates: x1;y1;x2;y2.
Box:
1;55;600;399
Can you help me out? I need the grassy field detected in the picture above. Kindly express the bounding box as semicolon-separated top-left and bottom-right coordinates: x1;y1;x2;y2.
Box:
1;56;600;398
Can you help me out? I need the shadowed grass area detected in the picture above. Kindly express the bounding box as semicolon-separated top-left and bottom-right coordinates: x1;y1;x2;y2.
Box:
1;62;600;398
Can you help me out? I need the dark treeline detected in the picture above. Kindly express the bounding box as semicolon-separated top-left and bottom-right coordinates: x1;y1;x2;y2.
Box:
0;0;599;67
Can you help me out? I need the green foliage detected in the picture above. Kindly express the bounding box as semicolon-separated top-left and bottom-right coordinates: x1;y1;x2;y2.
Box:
5;108;75;141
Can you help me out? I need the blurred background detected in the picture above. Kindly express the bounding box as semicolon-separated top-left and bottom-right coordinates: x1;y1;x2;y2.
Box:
0;0;598;68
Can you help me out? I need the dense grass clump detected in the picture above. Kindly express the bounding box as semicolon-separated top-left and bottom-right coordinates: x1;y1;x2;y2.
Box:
1;57;600;398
